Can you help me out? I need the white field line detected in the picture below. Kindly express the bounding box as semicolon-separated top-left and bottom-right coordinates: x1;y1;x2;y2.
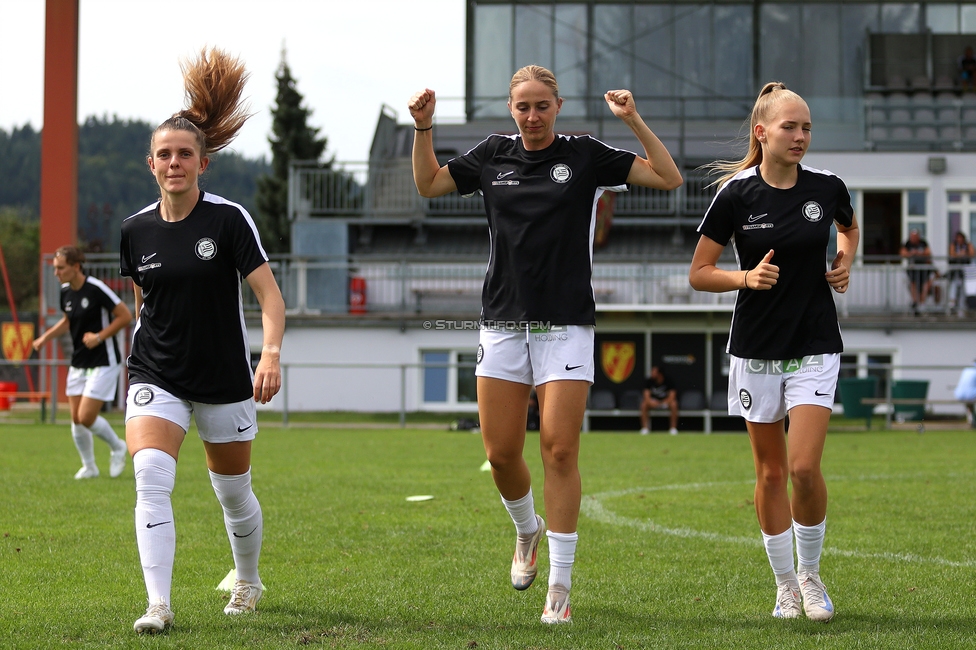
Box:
582;476;976;568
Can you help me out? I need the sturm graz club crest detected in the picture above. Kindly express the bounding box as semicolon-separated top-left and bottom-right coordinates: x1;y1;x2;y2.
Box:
133;386;155;406
739;389;752;410
195;237;217;260
476;344;484;365
550;163;572;183
802;201;824;222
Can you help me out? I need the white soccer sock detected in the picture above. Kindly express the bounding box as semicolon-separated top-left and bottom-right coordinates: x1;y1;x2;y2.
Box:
501;488;539;535
71;423;96;468
210;469;263;586
88;415;126;451
133;448;177;606
547;530;578;590
761;527;798;585
793;518;826;574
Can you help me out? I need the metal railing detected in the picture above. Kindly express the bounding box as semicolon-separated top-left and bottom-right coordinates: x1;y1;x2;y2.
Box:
42;254;975;320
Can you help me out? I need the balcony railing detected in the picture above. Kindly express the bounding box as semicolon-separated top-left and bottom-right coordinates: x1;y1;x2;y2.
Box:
288;162;716;221
44;254;974;322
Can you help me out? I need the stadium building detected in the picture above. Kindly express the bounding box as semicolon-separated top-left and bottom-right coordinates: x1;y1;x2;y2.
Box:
64;1;976;426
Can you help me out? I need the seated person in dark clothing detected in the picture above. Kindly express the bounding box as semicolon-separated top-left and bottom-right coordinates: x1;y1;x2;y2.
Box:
526;389;540;431
639;365;679;435
900;228;935;313
959;46;976;89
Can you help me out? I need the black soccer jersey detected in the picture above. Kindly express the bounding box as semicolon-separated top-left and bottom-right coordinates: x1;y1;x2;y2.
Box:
698;165;855;360
60;277;123;368
448;134;635;325
120;192;268;403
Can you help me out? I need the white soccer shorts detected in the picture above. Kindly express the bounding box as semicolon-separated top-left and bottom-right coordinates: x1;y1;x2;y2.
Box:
125;383;258;443
727;353;840;423
475;324;594;386
66;364;121;402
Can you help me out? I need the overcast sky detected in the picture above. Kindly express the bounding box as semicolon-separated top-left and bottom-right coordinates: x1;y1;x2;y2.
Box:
0;0;466;162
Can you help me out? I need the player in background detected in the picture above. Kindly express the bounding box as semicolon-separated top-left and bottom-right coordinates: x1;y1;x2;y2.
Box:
690;82;859;622
409;65;682;624
120;48;285;634
32;245;131;479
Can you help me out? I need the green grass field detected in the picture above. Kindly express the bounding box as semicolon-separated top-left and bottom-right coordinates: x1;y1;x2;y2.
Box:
1;417;975;649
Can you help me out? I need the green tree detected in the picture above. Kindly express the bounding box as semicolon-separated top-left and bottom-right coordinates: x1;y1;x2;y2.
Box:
256;51;330;253
0;208;40;311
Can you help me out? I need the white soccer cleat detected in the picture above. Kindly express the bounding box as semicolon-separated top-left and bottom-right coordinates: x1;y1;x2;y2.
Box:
772;582;802;619
669;428;679;435
541;584;572;624
798;571;835;621
224;579;263;614
134;598;174;634
511;514;545;591
110;447;127;478
639;428;650;435
74;466;99;480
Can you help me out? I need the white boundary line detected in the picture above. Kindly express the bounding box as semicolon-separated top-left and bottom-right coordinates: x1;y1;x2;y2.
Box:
582;477;976;568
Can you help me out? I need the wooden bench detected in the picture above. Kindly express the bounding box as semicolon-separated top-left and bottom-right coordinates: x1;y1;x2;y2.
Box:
0;391;51;422
583;408;734;434
858;397;971;428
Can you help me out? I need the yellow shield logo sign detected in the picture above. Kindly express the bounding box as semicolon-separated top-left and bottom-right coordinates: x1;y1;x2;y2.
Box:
601;342;635;384
2;323;34;362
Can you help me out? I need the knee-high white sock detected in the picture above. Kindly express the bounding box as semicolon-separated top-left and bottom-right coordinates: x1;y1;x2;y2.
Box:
210;469;263;585
793;518;826;574
134;449;177;606
501;488;539;535
761;527;798;585
547;530;578;590
88;415;126;451
71;423;96;469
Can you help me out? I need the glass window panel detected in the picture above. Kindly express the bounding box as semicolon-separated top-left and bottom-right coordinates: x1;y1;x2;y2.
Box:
841;4;879;98
949;211;962;241
423;352;449;403
675;4;712;117
907;190;926;216
962;5;976;32
927;4;959;34
867;354;891;398
970;213;976;245
948;192;962;203
881;3;921;33
712;5;753;110
515;5;553;71
634;4;675;118
969;192;976;202
591;4;633;105
456;353;478;403
761;5;802;90
802;4;842;118
474;4;513;118
554;4;588;117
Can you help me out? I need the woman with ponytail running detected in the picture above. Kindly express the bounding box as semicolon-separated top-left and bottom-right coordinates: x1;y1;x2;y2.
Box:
119;48;285;634
690;82;859;622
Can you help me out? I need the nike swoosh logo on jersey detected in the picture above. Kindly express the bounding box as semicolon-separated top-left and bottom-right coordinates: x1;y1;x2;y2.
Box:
747;213;767;223
565;364;584;371
237;424;253;433
142;253;157;263
497;171;515;179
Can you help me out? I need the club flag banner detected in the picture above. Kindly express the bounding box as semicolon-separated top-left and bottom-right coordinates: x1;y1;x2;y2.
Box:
2;322;34;362
601;341;635;384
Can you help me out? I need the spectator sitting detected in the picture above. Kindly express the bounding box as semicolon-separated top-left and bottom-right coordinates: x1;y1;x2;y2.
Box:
959;46;976;90
526;389;540;431
953;360;976;428
900;228;935;314
639;365;679;435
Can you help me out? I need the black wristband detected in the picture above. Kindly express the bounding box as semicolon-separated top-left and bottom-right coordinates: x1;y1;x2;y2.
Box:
414;125;433;132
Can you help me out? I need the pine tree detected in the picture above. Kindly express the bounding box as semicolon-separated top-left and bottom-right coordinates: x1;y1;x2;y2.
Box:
255;50;330;253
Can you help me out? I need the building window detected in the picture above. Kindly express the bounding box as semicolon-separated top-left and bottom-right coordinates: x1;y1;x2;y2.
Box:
421;350;479;408
946;191;976;249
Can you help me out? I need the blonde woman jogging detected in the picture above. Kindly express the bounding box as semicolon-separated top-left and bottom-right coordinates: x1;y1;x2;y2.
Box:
690;82;859;622
410;65;681;624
